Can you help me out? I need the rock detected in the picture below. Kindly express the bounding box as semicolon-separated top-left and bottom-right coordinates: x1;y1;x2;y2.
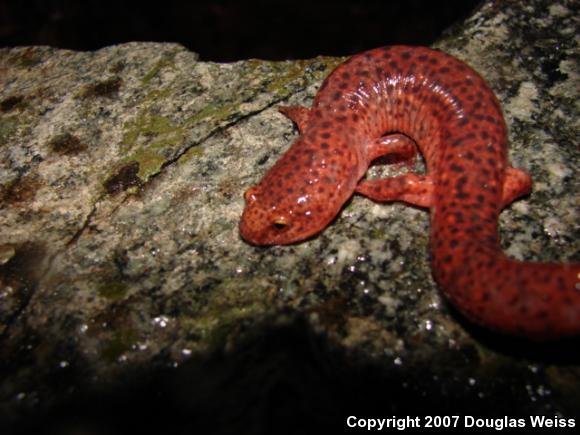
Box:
0;0;578;432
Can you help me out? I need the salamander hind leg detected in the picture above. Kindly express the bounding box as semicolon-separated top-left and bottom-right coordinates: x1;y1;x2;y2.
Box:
502;166;532;207
368;134;417;165
278;106;311;133
356;174;434;208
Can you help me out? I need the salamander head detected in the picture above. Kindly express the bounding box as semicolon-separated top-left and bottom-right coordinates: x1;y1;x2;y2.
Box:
239;143;358;245
240;181;342;245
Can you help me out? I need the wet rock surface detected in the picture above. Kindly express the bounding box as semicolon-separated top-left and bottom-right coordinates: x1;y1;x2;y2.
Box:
0;0;578;433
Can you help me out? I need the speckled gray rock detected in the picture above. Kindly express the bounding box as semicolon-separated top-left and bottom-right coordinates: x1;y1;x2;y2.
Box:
0;0;579;431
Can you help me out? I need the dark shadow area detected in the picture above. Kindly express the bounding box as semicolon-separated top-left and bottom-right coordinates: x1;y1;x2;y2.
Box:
446;302;580;364
3;313;577;435
0;0;482;61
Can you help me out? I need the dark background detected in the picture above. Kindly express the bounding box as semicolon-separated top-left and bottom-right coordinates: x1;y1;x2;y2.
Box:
0;0;482;61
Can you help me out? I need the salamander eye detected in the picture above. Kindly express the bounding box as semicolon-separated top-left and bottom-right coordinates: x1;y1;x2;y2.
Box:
244;187;259;203
272;215;290;231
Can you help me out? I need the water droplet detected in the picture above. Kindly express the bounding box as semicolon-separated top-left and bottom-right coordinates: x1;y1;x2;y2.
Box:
152;315;170;328
536;385;550;397
0;286;14;299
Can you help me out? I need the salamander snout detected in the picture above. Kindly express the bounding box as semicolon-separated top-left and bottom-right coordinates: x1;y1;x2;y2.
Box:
239;184;335;245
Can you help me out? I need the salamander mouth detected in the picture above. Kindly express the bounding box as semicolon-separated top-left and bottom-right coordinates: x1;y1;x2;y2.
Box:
238;213;283;245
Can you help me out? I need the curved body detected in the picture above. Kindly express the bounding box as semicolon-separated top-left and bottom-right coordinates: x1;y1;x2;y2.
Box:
240;46;580;339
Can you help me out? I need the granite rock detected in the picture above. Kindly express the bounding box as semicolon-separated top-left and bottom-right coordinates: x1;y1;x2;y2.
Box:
0;0;578;431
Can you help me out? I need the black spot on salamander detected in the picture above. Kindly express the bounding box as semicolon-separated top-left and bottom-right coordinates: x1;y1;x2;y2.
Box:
450;163;464;173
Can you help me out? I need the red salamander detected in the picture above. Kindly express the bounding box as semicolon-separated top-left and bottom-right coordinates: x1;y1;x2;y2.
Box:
239;46;580;340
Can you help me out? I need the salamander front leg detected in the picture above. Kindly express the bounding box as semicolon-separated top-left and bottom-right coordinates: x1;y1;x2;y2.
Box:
278;106;311;133
356;174;434;208
501;167;532;207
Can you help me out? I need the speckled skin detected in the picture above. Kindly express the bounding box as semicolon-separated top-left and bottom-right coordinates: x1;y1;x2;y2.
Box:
240;46;580;340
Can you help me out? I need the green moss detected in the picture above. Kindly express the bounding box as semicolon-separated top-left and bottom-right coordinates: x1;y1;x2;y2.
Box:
128;147;167;180
100;329;138;362
145;87;173;101
97;280;129;300
185;102;239;124
178;144;205;163
264;56;345;97
142;56;177;85
179;279;270;348
121;113;180;145
0;118;17;147
370;227;386;239
119;113;187;182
